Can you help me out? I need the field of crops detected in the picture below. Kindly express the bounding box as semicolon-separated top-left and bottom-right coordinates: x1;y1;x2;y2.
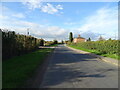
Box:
2;29;43;60
67;40;119;59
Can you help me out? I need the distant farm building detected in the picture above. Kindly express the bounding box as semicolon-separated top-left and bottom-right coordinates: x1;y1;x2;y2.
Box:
73;35;86;43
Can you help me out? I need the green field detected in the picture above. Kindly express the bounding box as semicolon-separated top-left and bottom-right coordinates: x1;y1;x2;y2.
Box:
68;45;118;60
3;48;53;88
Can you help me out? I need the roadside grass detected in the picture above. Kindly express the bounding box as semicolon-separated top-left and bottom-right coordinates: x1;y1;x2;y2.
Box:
67;45;118;60
101;54;118;59
3;48;54;88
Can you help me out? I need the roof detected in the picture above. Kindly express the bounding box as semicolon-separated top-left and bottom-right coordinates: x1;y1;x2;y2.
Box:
74;37;85;39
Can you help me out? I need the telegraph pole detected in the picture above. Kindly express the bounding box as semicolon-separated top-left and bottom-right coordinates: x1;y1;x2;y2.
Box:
27;28;29;36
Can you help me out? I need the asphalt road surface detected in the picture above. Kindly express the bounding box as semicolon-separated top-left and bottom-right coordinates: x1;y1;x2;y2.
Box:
40;45;118;88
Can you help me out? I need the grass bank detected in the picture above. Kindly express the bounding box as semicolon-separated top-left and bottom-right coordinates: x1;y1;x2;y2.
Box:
67;45;118;60
3;48;54;88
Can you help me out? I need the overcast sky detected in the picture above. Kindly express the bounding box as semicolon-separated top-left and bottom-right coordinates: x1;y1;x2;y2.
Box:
0;1;118;41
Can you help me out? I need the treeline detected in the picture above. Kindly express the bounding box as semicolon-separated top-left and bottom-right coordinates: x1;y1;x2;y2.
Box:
67;40;119;55
44;40;58;46
2;29;43;60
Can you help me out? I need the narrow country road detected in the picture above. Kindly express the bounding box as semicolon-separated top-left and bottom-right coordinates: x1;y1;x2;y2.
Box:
40;45;118;88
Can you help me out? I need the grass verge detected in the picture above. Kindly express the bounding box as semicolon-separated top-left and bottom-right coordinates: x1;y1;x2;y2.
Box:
3;48;54;88
67;45;118;60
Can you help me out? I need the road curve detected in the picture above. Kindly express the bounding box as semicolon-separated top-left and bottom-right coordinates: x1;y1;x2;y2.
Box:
40;45;118;88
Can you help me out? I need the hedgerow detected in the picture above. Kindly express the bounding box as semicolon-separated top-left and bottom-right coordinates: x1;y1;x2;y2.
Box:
2;29;42;60
68;40;119;55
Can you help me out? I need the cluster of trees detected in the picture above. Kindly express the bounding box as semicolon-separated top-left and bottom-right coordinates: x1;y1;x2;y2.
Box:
44;40;58;46
69;32;91;42
44;40;64;46
2;29;43;60
69;32;116;42
86;38;91;41
68;40;119;55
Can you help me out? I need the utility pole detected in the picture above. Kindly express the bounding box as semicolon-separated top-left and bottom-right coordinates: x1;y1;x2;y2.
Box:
27;28;29;36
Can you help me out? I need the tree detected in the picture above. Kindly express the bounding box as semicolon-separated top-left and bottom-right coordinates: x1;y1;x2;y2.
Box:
61;40;64;44
53;40;58;44
87;37;91;41
98;36;105;41
40;39;44;46
69;32;73;42
65;40;69;44
108;38;112;40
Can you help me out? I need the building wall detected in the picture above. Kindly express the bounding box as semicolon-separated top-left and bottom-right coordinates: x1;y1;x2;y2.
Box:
73;38;85;43
73;38;77;43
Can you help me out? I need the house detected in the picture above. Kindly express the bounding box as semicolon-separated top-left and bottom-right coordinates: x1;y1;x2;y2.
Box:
73;35;86;43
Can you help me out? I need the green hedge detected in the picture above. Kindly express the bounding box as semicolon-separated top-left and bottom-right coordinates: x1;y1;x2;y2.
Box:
68;40;119;55
2;29;42;60
45;40;58;46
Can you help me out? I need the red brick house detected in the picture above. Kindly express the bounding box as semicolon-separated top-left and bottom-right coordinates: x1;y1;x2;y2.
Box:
73;35;86;43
